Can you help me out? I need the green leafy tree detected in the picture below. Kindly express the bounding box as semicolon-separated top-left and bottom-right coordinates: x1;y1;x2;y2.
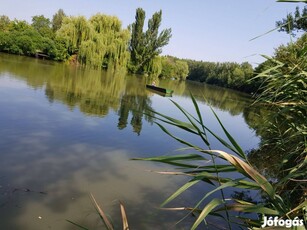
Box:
31;15;54;38
276;5;307;35
174;60;189;80
129;8;172;74
160;56;174;78
129;8;145;73
56;14;130;69
52;9;66;32
250;32;307;210
143;56;162;77
186;60;254;91
8;19;31;32
0;15;68;60
82;14;130;69
255;33;307;76
56;16;93;54
0;15;10;32
160;56;189;80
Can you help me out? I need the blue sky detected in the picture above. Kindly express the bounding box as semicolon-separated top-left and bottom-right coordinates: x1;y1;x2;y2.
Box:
1;0;305;65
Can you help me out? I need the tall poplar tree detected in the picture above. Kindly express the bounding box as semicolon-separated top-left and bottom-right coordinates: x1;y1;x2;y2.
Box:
52;9;66;32
129;8;146;73
129;8;172;74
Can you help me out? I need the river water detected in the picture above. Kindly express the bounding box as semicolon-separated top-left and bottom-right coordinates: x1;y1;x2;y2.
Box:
0;53;260;229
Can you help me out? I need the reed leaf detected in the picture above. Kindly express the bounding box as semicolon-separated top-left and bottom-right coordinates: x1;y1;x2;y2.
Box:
119;201;129;230
285;200;307;216
132;153;207;169
190;92;208;141
192;181;237;213
161;179;201;207
90;193;114;230
186;164;238;173
154;122;208;153
236;216;261;228
137;86;306;228
217;203;280;215
161;170;260;190
151;98;249;157
210;107;246;159
202;150;275;199
191;198;224;230
147;110;198;134
170;99;210;146
66;220;89;230
133;153;205;162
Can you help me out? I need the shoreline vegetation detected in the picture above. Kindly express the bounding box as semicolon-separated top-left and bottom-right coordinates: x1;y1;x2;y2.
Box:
1;8;255;93
1;2;306;229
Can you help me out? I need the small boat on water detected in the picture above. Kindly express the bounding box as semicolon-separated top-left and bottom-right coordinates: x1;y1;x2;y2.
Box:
146;84;174;96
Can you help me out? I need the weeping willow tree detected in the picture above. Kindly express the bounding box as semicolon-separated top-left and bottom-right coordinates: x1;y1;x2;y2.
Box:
143;56;162;77
56;14;130;70
56;16;93;54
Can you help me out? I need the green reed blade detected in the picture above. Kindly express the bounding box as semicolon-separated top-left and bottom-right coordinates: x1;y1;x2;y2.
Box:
210;107;246;159
218;203;280;215
161;179;201;207
191;198;224;230
132;153;207;168
170;99;210;146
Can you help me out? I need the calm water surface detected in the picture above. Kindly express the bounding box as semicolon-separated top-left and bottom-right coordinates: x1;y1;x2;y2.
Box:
0;53;260;229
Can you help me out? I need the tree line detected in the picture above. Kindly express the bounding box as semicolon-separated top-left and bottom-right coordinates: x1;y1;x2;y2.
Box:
0;8;264;90
184;60;255;92
1;6;305;94
0;9;190;79
0;8;266;92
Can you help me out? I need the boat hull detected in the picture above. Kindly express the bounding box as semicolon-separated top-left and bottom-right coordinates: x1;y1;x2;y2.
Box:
146;85;174;95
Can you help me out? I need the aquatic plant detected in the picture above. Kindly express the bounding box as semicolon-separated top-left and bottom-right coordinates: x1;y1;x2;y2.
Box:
134;93;306;229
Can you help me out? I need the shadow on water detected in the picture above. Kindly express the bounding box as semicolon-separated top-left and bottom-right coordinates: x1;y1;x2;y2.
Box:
0;53;266;229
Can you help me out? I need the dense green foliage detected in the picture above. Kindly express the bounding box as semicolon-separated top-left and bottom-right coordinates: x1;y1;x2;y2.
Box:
31;15;53;39
160;56;189;80
0;10;131;70
250;32;307;209
0;15;10;31
129;8;172;74
0;8;177;76
276;5;307;35
1;8;254;86
0;18;67;60
52;9;66;32
255;32;307;74
186;60;255;92
56;14;130;69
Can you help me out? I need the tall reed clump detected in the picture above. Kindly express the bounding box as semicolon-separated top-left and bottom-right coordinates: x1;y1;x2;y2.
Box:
134;91;306;229
133;9;307;228
250;33;307;218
